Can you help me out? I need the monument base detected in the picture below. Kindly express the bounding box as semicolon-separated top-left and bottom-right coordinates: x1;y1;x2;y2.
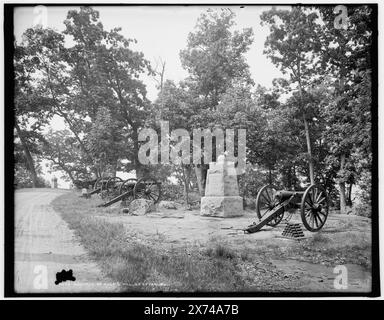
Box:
200;196;244;217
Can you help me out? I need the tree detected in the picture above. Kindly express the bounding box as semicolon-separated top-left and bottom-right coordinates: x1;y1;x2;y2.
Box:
180;9;254;107
178;9;254;194
152;80;198;201
261;6;324;185
42;130;89;184
316;5;373;212
17;26;98;175
16;6;153;179
14;43;50;187
63;6;153;177
86;107;126;176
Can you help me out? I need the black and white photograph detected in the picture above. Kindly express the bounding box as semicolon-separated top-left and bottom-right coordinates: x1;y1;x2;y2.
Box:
3;2;379;298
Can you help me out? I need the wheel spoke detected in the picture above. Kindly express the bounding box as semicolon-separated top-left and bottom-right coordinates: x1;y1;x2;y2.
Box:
317;196;326;205
318;210;327;217
313;214;319;228
316;212;324;225
261;194;270;205
310;213;315;228
149;185;159;194
151;192;160;198
265;189;272;202
146;181;155;189
310;190;316;205
315;191;323;202
149;193;157;201
313;188;318;204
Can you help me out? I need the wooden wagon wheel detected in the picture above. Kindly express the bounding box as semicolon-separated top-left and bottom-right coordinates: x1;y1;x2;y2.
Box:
119;178;137;203
133;177;161;204
93;177;102;190
105;177;123;198
95;178;109;198
98;177;110;198
255;184;284;227
300;184;329;232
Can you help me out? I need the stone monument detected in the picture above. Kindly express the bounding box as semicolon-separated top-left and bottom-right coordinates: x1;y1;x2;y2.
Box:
200;154;243;217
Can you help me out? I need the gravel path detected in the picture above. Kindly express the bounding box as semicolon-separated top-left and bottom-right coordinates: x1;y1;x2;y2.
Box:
14;189;119;293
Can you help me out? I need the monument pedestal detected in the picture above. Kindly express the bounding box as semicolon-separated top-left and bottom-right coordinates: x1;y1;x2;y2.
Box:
200;155;243;217
201;196;243;217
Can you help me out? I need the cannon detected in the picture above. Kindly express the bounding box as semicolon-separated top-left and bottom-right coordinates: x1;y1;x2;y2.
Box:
88;176;128;198
87;177;112;197
73;178;98;190
96;176;162;207
245;184;329;233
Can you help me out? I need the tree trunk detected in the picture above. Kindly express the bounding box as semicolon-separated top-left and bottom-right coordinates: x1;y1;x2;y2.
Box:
297;69;315;185
132;125;143;179
339;153;347;214
15;122;39;188
338;69;348;213
303;116;315;185
182;165;190;204
194;165;206;196
347;183;353;206
293;165;298;189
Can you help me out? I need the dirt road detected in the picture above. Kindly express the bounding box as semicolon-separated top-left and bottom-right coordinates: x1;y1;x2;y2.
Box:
14;189;119;293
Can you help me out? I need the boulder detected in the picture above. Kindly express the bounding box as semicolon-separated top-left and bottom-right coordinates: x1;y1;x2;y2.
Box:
200;196;243;217
158;200;181;210
128;199;155;215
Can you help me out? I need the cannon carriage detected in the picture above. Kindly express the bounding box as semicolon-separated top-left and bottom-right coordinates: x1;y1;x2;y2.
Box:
245;184;329;233
73;178;98;190
88;176;162;208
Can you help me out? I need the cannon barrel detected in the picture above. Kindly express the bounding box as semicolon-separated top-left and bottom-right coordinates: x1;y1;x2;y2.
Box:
274;190;304;202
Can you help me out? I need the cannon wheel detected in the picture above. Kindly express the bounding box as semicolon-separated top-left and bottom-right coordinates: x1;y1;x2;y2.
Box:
104;177;123;197
106;176;123;190
93;177;103;190
256;184;284;227
119;178;137;202
133;177;161;204
95;177;110;198
301;184;329;232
